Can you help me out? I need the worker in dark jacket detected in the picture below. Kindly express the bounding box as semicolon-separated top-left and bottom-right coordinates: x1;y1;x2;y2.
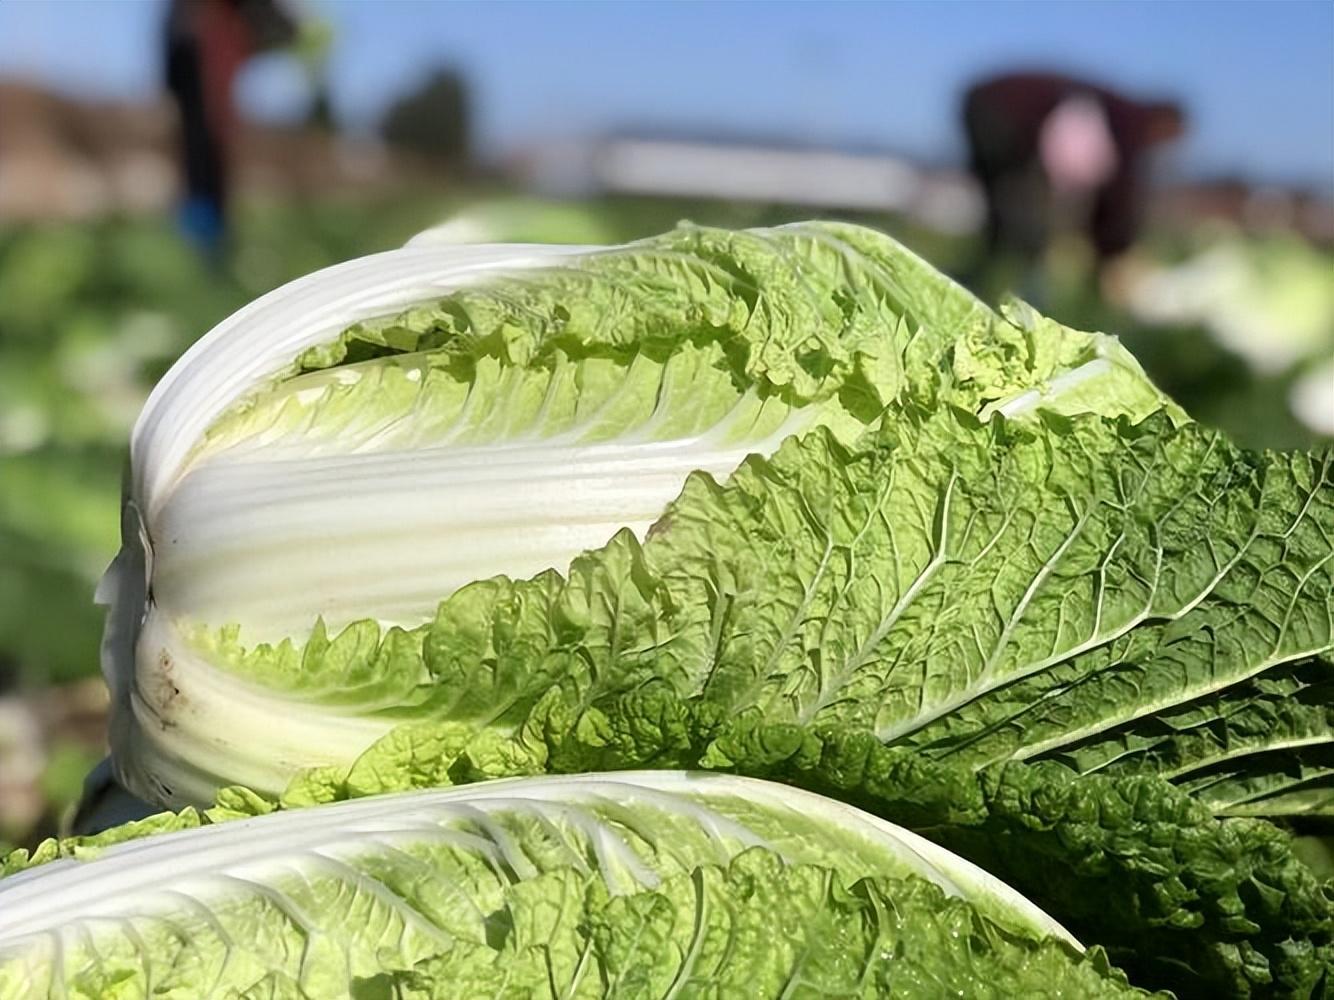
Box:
962;72;1185;294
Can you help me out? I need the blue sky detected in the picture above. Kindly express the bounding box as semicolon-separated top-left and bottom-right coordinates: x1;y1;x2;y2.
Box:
2;0;1331;187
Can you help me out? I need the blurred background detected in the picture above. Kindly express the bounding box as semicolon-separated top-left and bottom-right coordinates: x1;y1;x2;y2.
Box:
1;0;1331;853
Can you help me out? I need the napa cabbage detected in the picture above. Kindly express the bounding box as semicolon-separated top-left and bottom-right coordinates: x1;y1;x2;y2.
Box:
95;223;1333;996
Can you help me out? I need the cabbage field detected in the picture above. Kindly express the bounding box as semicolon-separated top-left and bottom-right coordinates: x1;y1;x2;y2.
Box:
0;199;1329;998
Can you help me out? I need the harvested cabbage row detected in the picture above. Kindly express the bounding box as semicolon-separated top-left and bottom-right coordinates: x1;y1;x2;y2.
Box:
98;223;1333;995
0;773;1150;999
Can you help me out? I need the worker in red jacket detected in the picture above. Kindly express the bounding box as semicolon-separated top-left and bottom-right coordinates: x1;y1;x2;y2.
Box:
163;0;298;257
962;72;1185;296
